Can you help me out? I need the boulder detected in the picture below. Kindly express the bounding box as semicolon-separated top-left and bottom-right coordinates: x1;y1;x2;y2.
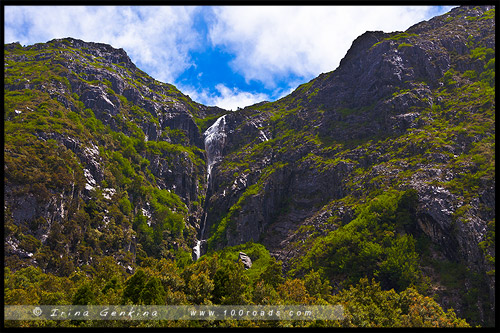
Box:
238;252;252;270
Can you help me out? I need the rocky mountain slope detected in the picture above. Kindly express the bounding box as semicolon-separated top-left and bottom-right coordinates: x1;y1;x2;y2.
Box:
4;5;495;326
195;5;495;324
5;37;227;272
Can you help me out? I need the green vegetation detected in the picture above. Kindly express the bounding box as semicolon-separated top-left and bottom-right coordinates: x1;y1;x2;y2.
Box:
200;6;495;327
384;32;418;41
4;39;207;277
479;8;495;20
333;278;468;327
397;42;413;50
292;190;426;293
3;6;495;328
4;242;468;328
465;8;495;21
371;32;417;49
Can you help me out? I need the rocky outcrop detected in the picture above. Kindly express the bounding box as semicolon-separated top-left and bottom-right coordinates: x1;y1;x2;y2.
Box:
238;252;252;270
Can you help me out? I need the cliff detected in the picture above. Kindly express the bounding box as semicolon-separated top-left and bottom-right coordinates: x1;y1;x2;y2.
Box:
201;5;495;324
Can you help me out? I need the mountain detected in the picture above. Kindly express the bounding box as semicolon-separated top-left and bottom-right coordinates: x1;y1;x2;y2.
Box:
3;5;495;327
201;5;495;323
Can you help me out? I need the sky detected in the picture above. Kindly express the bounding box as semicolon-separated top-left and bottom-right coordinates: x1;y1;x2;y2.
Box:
4;6;455;110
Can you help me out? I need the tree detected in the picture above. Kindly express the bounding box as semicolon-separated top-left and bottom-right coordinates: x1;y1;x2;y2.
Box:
252;280;280;305
73;282;96;305
259;257;284;288
122;269;149;304
186;271;214;304
332;278;470;327
399;288;470;327
303;270;332;301
213;261;250;304
333;278;402;327
376;235;421;291
278;279;311;305
146;258;186;293
139;277;166;305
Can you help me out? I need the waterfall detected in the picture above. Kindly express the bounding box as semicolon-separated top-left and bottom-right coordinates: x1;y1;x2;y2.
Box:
193;240;201;261
192;115;227;261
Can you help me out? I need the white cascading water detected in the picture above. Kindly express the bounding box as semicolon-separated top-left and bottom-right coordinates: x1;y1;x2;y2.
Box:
193;115;227;261
193;240;202;261
204;115;227;182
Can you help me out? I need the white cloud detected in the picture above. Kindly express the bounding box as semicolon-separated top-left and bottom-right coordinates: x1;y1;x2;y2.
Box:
182;83;269;111
209;6;455;88
212;84;269;110
4;6;201;83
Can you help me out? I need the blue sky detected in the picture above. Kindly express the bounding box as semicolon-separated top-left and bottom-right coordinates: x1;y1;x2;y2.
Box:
4;6;455;110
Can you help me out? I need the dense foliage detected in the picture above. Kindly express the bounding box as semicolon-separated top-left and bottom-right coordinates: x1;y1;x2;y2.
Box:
4;242;469;328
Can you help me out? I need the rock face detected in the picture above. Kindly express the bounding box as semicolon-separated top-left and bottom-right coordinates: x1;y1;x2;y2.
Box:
3;5;495;327
198;5;495;324
205;5;494;255
4;37;225;273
